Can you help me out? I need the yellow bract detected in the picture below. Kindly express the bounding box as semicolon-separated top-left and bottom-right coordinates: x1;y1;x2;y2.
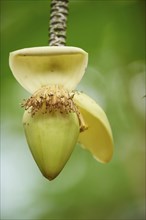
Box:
9;46;88;93
74;92;114;163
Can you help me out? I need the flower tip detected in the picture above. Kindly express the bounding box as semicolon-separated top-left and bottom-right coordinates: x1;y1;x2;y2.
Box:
93;149;113;164
42;170;60;181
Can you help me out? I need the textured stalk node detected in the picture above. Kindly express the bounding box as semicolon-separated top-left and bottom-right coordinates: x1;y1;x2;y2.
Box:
49;0;69;46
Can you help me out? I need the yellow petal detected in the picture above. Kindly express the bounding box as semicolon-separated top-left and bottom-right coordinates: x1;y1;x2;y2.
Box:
9;46;88;93
74;92;114;163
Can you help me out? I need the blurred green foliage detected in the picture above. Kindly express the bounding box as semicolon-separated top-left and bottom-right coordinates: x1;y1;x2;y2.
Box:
1;0;145;219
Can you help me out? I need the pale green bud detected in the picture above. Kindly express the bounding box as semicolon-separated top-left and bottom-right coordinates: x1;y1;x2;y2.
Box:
22;85;82;180
23;111;79;180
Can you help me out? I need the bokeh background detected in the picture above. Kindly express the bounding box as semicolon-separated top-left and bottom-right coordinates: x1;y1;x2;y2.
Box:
1;0;145;219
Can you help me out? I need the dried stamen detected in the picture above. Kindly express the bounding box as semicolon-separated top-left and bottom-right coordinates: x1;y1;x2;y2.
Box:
21;85;88;132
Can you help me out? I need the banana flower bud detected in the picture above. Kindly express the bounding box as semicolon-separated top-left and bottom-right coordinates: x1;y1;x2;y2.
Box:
9;46;114;180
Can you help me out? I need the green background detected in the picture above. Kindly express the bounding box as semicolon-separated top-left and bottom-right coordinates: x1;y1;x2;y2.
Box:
1;0;145;219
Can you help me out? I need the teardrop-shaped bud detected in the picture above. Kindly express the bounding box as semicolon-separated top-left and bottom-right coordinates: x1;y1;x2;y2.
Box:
22;86;80;180
23;110;79;180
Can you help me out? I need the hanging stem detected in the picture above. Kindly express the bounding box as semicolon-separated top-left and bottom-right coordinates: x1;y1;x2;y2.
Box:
49;0;69;46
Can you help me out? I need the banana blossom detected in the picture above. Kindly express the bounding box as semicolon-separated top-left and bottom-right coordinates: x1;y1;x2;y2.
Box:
9;46;114;180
